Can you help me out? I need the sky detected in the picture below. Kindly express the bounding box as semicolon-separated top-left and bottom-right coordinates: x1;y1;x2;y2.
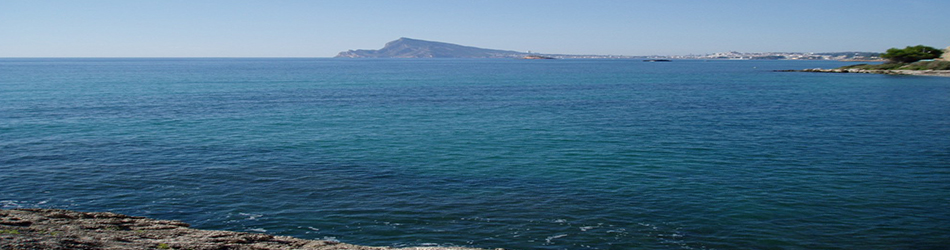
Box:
1;0;948;57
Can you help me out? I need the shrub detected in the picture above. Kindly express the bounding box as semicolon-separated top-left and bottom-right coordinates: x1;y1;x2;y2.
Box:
881;45;943;63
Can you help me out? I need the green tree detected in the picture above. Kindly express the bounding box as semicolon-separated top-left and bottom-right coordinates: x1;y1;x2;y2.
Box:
880;45;943;63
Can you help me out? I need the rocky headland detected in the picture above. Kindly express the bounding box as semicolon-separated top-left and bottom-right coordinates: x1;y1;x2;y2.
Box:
779;60;950;77
779;68;950;77
0;209;492;250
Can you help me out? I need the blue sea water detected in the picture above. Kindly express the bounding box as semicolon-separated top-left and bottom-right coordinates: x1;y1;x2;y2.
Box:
1;58;949;249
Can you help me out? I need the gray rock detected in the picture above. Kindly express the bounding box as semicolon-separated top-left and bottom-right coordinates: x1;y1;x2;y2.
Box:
1;209;494;250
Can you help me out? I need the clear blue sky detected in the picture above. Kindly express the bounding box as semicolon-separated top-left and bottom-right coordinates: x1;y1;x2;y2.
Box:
2;0;948;57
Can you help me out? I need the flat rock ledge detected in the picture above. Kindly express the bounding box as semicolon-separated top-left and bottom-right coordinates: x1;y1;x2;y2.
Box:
777;68;950;77
0;209;494;250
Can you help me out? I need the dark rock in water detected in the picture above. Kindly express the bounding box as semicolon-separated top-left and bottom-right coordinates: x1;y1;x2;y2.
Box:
0;209;492;250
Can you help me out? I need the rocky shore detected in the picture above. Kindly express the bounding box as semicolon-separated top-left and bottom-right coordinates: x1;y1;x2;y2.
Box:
778;68;950;77
0;209;492;250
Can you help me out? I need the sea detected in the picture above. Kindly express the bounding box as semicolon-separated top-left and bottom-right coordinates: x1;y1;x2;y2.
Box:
1;58;949;249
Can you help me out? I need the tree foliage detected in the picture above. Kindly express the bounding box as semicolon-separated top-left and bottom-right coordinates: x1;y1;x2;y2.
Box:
880;45;943;63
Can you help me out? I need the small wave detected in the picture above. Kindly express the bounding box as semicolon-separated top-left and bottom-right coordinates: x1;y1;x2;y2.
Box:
392;242;456;248
1;200;20;208
247;228;267;233
239;213;263;220
460;216;493;222
545;234;569;244
1;199;53;209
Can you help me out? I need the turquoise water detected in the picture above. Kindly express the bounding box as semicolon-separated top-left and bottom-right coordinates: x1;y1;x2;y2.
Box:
2;58;949;249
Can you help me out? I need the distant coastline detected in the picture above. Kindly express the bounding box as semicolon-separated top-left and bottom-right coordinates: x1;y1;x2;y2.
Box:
335;38;880;60
521;55;555;59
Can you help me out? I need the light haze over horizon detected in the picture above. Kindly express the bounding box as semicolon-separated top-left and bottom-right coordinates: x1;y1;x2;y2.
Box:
2;0;949;57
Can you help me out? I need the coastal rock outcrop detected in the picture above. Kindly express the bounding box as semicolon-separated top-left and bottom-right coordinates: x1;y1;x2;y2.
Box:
0;209;490;250
778;68;950;77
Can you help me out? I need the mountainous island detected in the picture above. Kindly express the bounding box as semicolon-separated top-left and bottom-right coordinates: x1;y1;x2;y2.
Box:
335;38;538;59
335;38;629;59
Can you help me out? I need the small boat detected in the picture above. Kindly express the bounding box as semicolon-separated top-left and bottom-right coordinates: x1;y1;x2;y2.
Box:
643;59;671;62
